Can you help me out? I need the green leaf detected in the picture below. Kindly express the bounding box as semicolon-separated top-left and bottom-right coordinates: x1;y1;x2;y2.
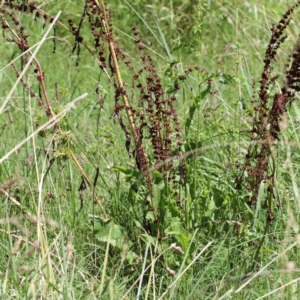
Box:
151;169;164;184
168;199;183;218
165;217;183;235
111;166;132;175
94;222;124;247
140;234;156;246
212;187;224;208
178;232;191;253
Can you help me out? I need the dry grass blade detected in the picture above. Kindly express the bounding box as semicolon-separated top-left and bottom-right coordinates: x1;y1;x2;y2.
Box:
0;93;87;164
254;277;300;300
235;240;299;293
157;241;214;300
0;11;62;114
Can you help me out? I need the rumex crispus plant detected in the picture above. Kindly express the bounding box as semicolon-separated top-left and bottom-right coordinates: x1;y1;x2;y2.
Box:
74;1;189;242
0;0;189;249
236;1;300;262
0;1;195;295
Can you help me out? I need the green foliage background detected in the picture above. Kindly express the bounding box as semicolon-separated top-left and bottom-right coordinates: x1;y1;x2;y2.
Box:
0;0;300;299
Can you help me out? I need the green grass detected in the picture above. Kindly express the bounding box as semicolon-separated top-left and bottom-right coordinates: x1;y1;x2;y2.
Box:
0;0;300;299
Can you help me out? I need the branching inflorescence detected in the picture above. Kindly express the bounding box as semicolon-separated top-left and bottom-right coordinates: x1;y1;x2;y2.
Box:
71;0;186;203
1;0;186;221
237;1;300;221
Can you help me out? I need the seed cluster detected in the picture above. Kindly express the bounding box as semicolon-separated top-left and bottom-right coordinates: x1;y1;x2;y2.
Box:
237;1;300;222
78;2;188;221
0;1;57;110
1;0;188;230
71;2;186;190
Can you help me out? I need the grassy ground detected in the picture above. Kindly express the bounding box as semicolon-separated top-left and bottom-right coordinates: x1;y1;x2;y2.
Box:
0;0;300;299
